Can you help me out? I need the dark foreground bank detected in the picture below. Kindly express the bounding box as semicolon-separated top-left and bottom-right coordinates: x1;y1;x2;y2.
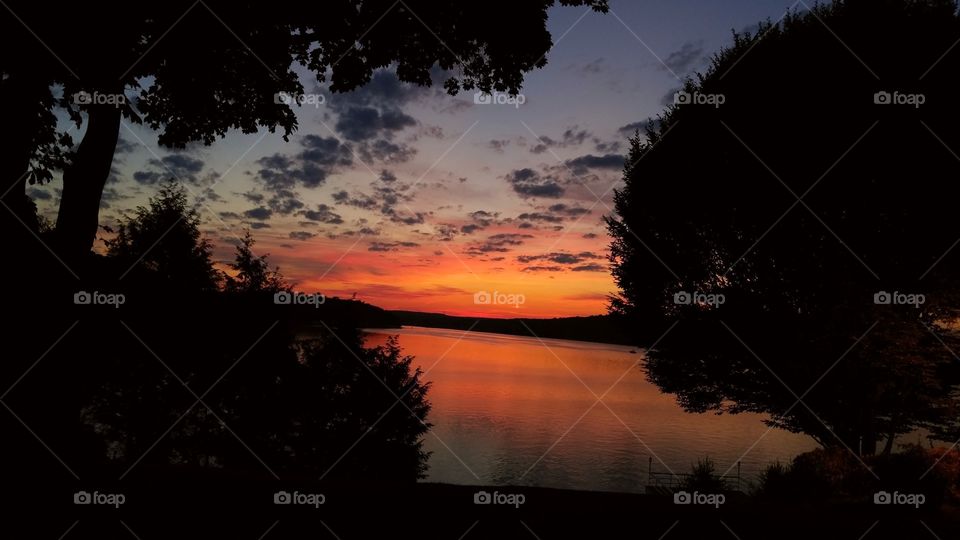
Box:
6;474;960;539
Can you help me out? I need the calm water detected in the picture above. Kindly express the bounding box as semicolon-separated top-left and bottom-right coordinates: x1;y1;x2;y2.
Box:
364;326;818;494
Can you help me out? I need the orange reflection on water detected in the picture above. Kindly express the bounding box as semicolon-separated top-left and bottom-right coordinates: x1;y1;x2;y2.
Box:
365;327;817;493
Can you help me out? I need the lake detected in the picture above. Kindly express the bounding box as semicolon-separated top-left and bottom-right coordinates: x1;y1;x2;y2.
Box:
363;326;818;494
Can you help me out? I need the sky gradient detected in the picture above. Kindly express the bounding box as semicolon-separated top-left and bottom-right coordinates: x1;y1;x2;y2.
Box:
33;0;802;318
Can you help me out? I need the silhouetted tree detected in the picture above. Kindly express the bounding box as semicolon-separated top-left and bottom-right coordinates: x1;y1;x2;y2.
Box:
224;231;285;295
0;0;610;262
104;182;221;292
608;0;960;455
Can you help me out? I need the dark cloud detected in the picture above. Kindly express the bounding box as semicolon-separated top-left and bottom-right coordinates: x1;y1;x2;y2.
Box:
548;203;591;218
243;207;273;220
368;241;420;252
663;40;705;74
254;134;353;194
582;58;605;73
565;154;624;175
517;251;603;265
134;153;206;185
466;233;534;256
582;232;599;239
114;137;137;154
618;118;662;136
379;169;397;182
530;127;593;154
505;168;564;199
28;188;52;200
336;106;416;142
289;231;317;241
299;204;344;224
522;265;564;272
358;139;417;164
517;212;564;224
246;222;271;230
572;263;607;272
488;139;510;152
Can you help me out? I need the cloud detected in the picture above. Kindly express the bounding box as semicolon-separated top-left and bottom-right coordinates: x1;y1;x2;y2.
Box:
133;153;207;185
336;106;417;142
517;212;564;224
662;40;705;74
522;265;564;272
243;207;273;220
505;168;565;199
465;233;534;256
357;139;417;164
516;251;603;265
565;154;624;175
572;263;607;272
379;169;397;182
299;203;344;224
254;134;353;195
488;139;510;152
289;231;317;241
582;58;605;74
529;127;593;154
618;118;661;136
369;241;420;252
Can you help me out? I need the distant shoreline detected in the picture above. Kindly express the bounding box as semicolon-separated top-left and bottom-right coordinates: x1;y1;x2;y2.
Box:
377;310;639;346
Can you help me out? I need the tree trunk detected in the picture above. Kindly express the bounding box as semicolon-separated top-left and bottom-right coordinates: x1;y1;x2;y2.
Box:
882;431;896;456
55;101;122;264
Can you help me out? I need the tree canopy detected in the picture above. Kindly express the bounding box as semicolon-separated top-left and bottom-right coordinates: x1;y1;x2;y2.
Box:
0;0;610;261
608;0;960;454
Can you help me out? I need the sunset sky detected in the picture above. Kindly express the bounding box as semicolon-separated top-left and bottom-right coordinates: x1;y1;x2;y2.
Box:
33;0;798;318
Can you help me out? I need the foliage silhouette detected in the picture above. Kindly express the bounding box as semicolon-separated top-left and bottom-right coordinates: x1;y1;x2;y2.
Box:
607;0;960;454
0;0;610;262
4;184;431;493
